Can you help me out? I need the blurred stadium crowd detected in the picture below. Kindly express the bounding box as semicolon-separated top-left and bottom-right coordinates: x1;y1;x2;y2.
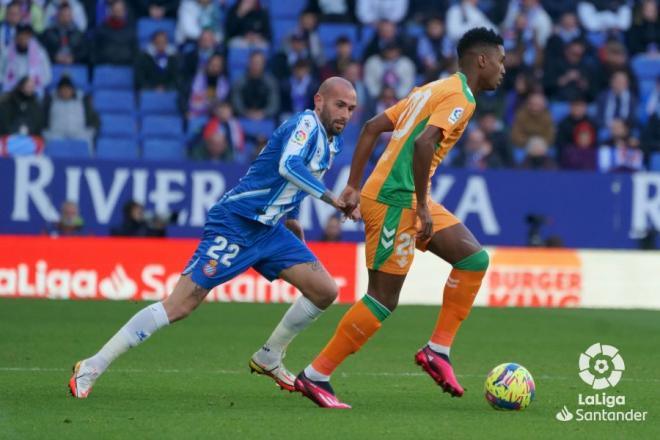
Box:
0;0;658;172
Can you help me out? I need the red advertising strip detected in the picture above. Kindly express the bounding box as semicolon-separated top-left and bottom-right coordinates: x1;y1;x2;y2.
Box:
0;236;357;304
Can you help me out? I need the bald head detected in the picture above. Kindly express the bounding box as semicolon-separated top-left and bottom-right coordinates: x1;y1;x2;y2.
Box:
318;76;355;98
314;77;357;137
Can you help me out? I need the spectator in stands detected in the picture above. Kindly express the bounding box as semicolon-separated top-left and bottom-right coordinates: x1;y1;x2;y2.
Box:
453;128;504;170
342;60;368;122
176;0;222;46
295;9;324;67
511;91;555;148
597;40;638;94
281;59;318;116
577;0;632;34
544;38;597;101
598;118;644;172
545;11;587;61
520;136;558;170
477;111;512;166
356;0;409;25
556;95;599;159
445;0;496;44
111;200;167;237
407;0;450;22
43;75;98;148
641;82;660;160
321;214;342;242
501;11;542;73
0;0;44;33
0;24;50;95
502;0;553;48
0;77;44;155
362;19;415;61
0;1;20;55
136;0;180;19
364;42;415;100
225;0;271;49
231;50;279;120
135;30;179;90
504;69;535;124
46;201;84;237
416;15;453;82
94;0;137;65
271;31;316;82
40;3;88;64
319;35;354;81
191;99;246;160
187;52;229;118
540;0;574;20
180;29;223;86
596;70;638;130
560;120;598;170
305;0;354;23
44;0;87;31
627;0;659;55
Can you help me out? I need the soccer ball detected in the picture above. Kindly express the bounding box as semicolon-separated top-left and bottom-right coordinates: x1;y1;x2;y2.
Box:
484;363;535;410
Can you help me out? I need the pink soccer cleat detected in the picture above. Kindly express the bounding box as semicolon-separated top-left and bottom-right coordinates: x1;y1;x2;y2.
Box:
414;346;465;397
294;372;351;409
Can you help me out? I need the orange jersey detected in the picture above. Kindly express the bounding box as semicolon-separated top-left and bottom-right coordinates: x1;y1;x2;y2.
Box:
362;72;476;208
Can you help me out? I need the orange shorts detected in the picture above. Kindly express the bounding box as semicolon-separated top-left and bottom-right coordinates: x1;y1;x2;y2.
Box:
361;195;460;275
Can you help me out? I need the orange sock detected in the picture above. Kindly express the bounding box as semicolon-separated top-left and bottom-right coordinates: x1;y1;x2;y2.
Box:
430;268;485;347
311;295;390;376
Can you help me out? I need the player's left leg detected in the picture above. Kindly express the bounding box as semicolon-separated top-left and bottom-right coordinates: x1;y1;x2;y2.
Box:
414;203;489;396
249;226;338;392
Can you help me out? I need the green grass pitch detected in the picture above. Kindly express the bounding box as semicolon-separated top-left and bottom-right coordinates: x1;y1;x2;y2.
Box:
1;299;658;439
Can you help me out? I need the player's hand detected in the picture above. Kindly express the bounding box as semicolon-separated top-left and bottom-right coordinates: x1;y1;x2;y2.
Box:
339;185;360;213
416;203;433;242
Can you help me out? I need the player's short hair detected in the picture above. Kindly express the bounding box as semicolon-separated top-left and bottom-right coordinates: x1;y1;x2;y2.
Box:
456;27;503;59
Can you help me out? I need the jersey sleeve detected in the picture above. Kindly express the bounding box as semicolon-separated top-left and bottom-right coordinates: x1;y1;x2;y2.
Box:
427;92;470;133
278;113;328;199
384;96;409;124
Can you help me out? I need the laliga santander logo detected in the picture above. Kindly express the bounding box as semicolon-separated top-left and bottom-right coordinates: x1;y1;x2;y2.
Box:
578;343;625;390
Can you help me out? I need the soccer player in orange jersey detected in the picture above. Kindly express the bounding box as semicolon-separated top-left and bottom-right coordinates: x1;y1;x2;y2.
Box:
294;28;506;408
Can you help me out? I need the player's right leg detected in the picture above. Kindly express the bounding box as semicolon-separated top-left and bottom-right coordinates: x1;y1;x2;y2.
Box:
297;196;413;408
69;275;208;398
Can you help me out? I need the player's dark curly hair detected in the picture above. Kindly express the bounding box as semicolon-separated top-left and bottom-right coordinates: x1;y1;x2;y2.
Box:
456;27;503;59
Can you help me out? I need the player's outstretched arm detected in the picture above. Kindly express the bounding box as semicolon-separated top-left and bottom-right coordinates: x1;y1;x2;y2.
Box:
413;125;443;241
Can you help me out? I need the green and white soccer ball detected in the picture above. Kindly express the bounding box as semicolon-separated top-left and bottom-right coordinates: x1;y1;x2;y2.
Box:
484;363;536;410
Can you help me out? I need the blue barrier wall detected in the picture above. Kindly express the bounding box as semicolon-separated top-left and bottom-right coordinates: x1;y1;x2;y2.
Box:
2;157;660;249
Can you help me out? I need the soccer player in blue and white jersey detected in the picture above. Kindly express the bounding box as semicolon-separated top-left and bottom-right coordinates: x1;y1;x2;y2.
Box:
69;77;358;398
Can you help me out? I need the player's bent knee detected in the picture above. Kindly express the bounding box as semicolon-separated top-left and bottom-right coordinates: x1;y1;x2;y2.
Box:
453;248;489;272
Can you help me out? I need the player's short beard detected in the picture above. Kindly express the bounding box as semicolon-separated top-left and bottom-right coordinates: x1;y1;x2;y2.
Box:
320;105;342;136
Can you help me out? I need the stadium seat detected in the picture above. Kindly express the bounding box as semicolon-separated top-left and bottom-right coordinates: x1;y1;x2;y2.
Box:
137;18;176;47
239;118;276;138
513;147;526;165
51;64;89;90
44;139;90;158
139;90;179;115
142;138;185;160
651;153;660;172
141;115;184;137
549;101;571;124
96;137;139;160
632;55;660;81
269;0;306;19
93;65;134;89
227;46;253;80
317;23;358;59
271;18;299;51
94;90;135;113
186;116;208;140
100;114;138;138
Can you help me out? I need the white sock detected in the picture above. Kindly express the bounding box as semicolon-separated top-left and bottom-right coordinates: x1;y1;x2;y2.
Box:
254;295;323;367
427;341;450;357
304;364;330;382
87;302;170;373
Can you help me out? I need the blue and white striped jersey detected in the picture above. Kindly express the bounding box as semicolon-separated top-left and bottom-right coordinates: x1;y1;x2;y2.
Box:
218;110;343;225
